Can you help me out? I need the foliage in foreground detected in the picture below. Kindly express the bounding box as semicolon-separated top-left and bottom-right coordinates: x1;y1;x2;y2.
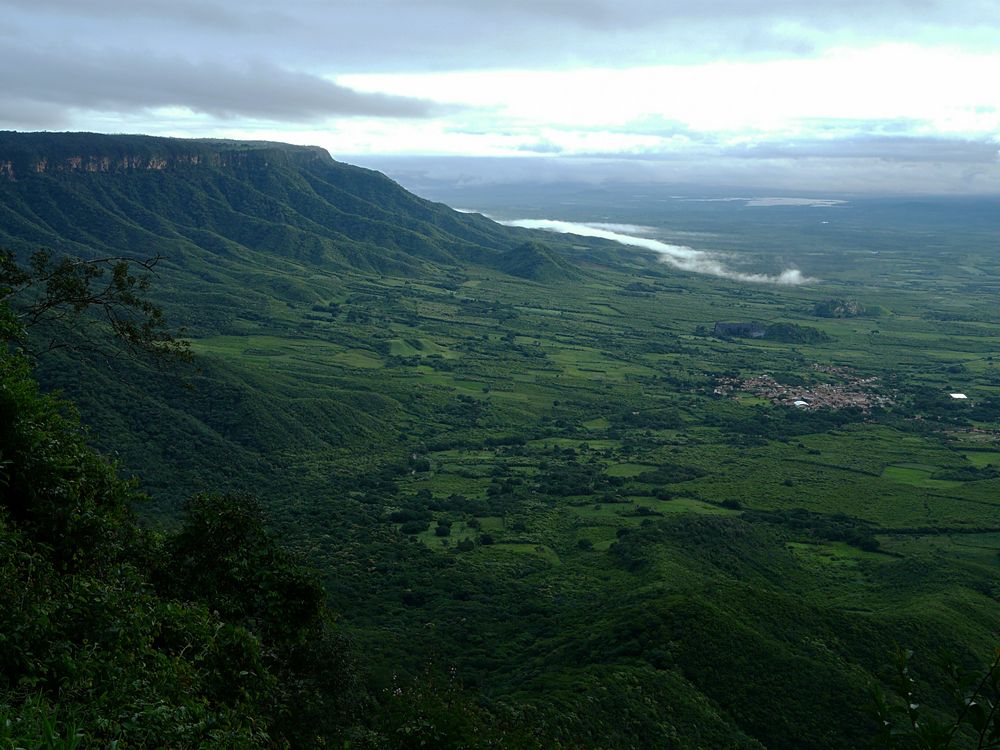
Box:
874;648;1000;750
0;344;556;748
0;248;190;362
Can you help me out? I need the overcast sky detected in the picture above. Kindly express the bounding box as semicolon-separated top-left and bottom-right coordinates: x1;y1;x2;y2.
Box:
3;0;999;193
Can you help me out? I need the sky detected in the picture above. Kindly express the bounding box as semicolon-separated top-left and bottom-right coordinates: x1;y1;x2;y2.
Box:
3;0;1000;194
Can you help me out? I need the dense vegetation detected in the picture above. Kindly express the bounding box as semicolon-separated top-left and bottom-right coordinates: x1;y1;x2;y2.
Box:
0;263;558;748
2;132;999;748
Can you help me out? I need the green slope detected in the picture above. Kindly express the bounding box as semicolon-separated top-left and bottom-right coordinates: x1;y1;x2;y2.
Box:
0;132;601;334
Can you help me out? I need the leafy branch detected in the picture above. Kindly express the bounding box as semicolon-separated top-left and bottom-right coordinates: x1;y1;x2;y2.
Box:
874;647;1000;749
0;248;190;363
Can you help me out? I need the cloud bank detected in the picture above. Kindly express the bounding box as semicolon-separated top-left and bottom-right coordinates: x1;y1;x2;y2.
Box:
0;43;442;125
500;219;815;284
5;0;997;71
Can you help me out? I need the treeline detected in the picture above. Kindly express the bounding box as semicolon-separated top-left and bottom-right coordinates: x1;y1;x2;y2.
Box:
705;402;867;440
742;507;884;551
705;321;831;343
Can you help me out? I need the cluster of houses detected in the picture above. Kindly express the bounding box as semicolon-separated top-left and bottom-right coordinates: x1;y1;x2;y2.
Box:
713;365;893;411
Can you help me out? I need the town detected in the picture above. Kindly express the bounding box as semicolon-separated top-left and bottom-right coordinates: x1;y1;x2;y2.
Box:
713;364;894;411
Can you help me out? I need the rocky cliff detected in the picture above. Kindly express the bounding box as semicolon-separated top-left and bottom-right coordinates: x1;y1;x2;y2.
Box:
0;131;329;181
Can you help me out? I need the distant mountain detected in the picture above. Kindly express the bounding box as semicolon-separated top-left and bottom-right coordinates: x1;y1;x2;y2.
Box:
0;132;602;291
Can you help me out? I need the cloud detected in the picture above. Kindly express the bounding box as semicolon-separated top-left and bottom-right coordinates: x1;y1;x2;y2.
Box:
499;218;815;284
723;135;1000;163
0;98;72;130
4;0;997;73
0;0;291;31
515;139;565;154
0;44;442;122
381;0;997;43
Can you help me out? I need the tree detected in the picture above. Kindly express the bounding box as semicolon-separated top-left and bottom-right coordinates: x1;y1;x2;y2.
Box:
158;492;364;746
874;647;1000;749
0;345;278;749
1;248;189;362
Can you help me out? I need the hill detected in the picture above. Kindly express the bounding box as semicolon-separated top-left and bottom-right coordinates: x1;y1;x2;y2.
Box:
0;132;602;328
493;241;583;281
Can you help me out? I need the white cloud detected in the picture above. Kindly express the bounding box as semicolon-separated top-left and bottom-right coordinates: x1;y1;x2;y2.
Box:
337;45;1000;150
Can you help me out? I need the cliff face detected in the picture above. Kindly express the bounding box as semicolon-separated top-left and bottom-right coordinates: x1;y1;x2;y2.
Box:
0;131;330;181
25;154;173;176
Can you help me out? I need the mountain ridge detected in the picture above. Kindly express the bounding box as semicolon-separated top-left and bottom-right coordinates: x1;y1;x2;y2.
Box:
0;131;333;178
0;131;614;287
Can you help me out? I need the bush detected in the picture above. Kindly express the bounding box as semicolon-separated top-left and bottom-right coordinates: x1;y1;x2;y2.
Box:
400;520;430;535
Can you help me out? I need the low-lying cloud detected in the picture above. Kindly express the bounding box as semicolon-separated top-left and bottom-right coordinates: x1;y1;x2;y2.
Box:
501;218;814;285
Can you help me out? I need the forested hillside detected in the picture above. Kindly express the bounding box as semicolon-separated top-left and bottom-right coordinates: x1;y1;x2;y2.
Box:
0;132;612;293
2;132;999;749
0;334;562;748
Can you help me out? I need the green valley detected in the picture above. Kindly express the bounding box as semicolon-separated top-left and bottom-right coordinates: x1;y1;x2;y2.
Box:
2;132;999;749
